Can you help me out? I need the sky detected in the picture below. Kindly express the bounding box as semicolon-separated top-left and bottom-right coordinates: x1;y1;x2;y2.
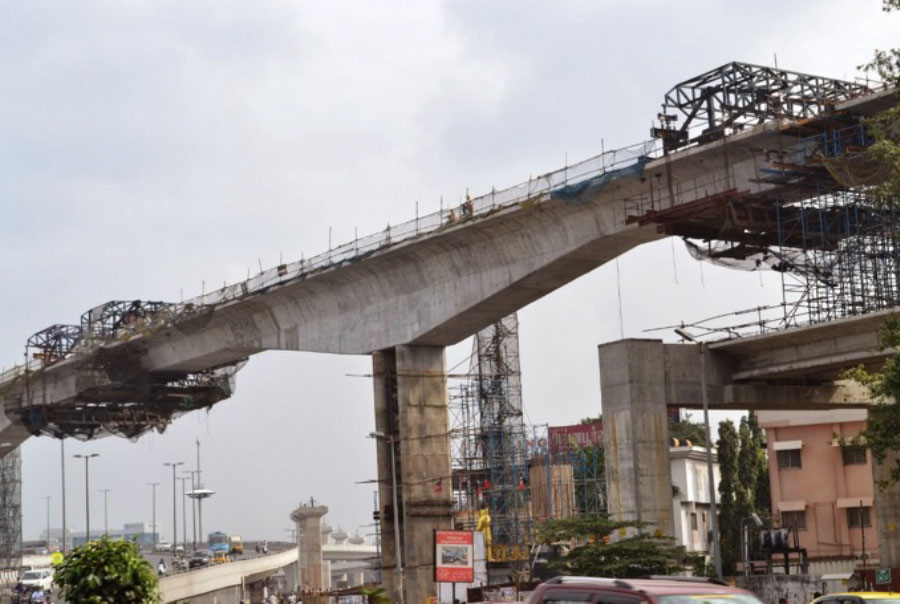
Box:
1;1;898;544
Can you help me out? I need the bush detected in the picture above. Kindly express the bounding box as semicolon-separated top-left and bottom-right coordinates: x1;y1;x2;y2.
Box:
53;536;160;603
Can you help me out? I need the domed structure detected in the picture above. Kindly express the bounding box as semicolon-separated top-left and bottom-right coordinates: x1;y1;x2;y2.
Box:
348;532;365;545
332;527;348;544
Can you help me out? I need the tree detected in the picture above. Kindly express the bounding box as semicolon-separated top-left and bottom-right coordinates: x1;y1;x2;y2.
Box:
747;412;771;518
53;536;160;603
670;418;707;446
846;316;900;485
716;420;740;575
536;514;688;578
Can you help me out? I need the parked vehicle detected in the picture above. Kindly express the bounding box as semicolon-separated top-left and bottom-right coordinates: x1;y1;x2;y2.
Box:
229;534;244;555
527;576;763;604
189;549;212;569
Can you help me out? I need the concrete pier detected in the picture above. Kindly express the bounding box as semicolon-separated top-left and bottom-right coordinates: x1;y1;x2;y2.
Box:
599;340;674;535
373;346;453;604
290;501;328;592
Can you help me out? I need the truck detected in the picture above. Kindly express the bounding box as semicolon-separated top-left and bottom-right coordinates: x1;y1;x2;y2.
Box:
208;531;230;560
229;535;243;555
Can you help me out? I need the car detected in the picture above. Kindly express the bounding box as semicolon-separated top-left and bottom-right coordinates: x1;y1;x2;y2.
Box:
19;568;53;592
154;541;173;552
812;593;900;604
189;549;213;569
527;576;764;604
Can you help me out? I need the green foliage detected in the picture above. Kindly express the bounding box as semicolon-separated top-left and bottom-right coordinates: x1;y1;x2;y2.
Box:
747;412;771;518
536;515;687;578
360;586;391;604
579;414;602;425
670;418;707;447
845;316;900;486
715;414;772;575
53;536;160;603
716;420;740;575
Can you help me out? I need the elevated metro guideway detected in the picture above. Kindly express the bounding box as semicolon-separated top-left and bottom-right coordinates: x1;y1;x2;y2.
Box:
0;61;894;448
1;61;899;601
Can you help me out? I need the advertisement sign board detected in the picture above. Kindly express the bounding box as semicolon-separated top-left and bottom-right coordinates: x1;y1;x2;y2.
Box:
434;530;475;583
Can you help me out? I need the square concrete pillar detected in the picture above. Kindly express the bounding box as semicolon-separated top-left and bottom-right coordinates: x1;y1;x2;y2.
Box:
599;339;674;536
373;346;452;604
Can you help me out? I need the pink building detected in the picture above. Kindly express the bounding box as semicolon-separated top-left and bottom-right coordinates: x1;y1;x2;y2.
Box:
758;410;877;568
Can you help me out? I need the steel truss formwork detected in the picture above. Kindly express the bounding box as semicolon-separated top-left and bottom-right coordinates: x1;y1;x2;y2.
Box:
652;62;873;152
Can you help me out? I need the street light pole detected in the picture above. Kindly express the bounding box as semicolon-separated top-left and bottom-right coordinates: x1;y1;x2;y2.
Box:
147;482;160;547
98;489;110;536
675;328;722;579
164;462;184;552
73;453;99;544
369;431;404;604
178;476;190;550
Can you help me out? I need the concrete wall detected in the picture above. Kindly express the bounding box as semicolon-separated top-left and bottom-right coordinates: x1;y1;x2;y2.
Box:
735;574;822;604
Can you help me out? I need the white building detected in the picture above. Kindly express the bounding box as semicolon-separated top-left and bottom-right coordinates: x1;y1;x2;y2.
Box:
670;445;721;557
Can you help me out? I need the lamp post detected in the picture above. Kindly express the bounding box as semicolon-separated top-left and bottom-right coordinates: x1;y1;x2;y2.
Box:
674;328;722;579
98;489;110;536
73;453;99;544
178;476;190;551
164;462;184;551
369;431;404;604
741;513;763;577
147;482;160;547
43;496;51;552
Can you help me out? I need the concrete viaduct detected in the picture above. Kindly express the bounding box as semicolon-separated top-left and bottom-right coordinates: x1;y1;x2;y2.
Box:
1;65;898;602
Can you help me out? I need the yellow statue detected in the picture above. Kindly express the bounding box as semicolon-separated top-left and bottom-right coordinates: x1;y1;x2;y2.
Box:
476;508;492;561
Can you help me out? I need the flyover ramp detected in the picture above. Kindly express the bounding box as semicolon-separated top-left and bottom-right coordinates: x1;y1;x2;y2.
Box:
158;548;297;604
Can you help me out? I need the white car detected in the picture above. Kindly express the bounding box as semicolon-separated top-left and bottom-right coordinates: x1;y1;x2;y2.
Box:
155;541;173;552
20;568;53;591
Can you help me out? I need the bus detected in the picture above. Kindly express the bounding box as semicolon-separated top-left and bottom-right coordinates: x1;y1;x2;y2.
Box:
229;535;243;555
208;531;230;559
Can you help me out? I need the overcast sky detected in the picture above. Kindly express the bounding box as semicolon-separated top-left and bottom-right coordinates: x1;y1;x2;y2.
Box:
1;1;897;543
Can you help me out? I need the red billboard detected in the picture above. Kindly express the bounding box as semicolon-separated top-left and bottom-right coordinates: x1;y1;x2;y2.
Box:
548;421;603;453
434;530;474;583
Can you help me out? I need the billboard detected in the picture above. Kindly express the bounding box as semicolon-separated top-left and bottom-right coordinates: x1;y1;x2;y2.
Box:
434;530;475;583
548;421;603;453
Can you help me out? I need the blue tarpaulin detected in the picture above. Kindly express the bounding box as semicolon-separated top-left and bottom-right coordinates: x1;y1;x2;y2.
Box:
550;156;650;201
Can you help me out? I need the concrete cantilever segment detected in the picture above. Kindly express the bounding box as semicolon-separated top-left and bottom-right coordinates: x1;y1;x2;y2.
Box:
373;346;452;604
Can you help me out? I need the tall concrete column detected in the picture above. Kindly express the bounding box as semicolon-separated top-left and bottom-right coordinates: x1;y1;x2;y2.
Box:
290;501;328;592
874;452;900;565
373;346;452;604
599;339;674;536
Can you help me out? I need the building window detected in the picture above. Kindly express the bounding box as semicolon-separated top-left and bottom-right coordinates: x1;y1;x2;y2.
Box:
842;447;867;465
781;510;807;530
847;507;872;528
690;512;698;530
777;449;802;469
